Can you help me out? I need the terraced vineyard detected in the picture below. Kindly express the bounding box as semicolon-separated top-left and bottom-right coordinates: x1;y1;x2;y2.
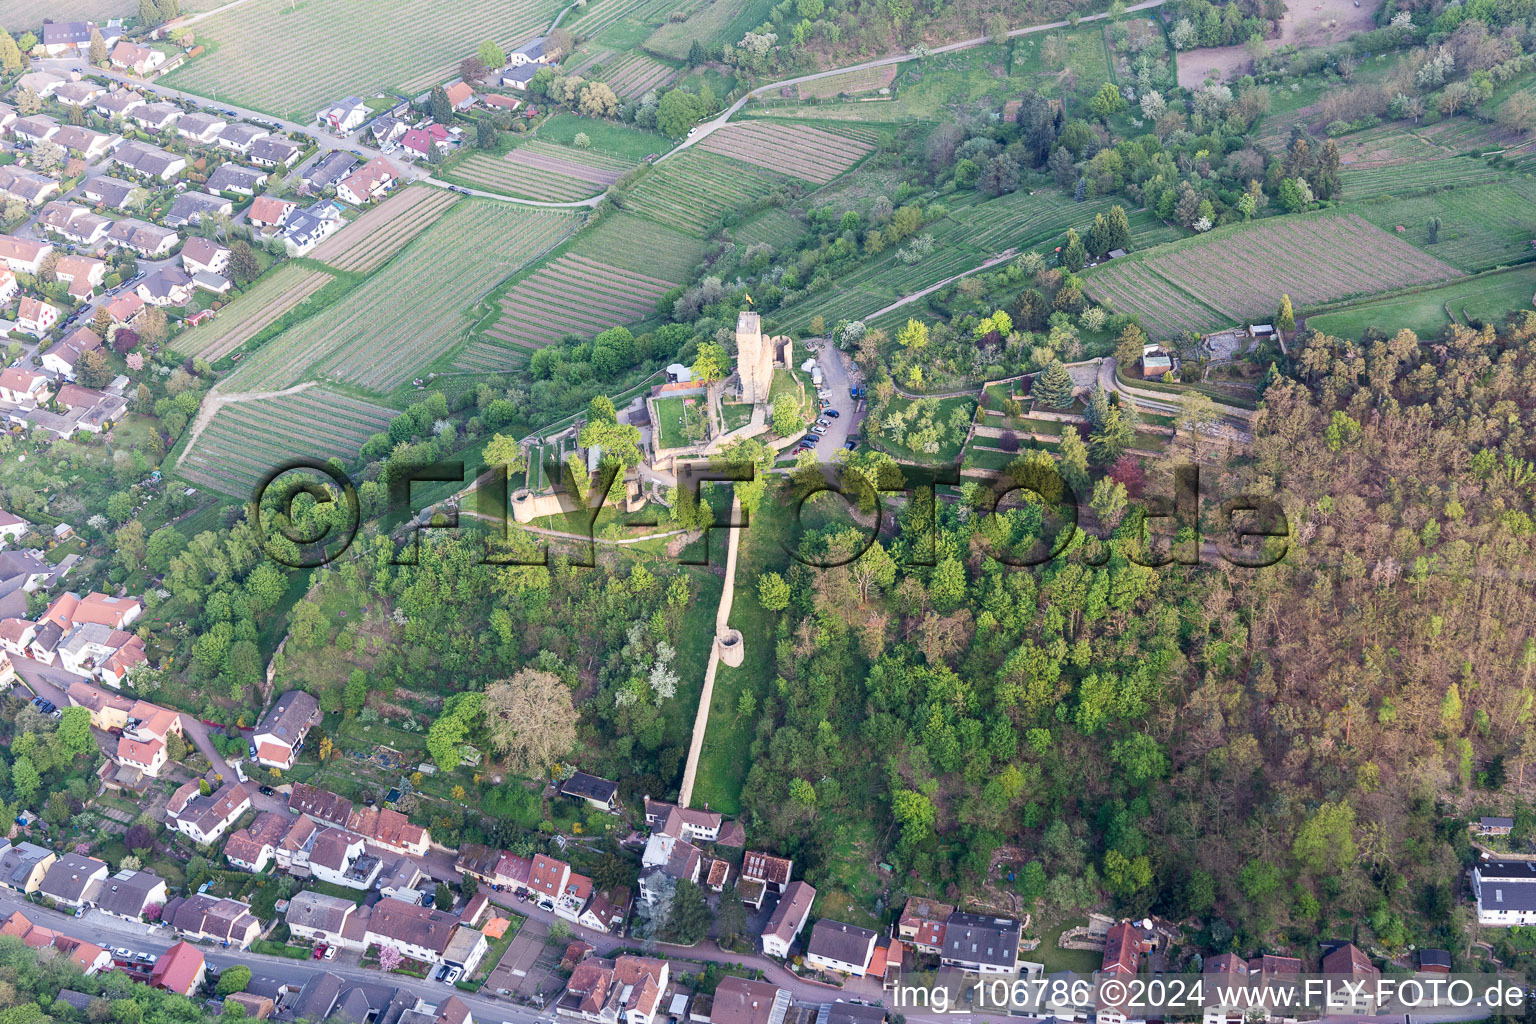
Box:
1340;155;1508;200
179;387;394;497
735;209;805;250
461;254;677;370
698;122;875;183
1349;179;1536;272
1085;212;1463;336
625;150;786;234
228;202;580;393
309;187;461;273
566;212;707;280
451;142;630;202
161;0;561;118
562;0;679;43
797;65;898;99
170;265;337;361
594;52;680;100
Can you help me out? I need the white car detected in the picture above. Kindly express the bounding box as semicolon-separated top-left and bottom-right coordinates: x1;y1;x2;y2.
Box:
324;946;336;959
812;425;828;434
444;966;463;984
687;127;697;137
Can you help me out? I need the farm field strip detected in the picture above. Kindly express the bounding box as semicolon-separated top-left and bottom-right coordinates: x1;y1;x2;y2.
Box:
697;122;874;183
596;52;680;99
310;187;460;273
624;150;785;234
1084;261;1227;337
644;0;762;58
170;265;334;360
567;213;707;279
1341;156;1508;200
451;154;604;202
508;142;630;184
797;65;898;99
564;48;619;77
161;0;561;118
566;0;679;39
734;209;804;249
1349;179;1536;272
230;202;579;393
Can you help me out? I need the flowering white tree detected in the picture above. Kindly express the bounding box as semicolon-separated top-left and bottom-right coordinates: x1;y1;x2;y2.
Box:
378;946;403;972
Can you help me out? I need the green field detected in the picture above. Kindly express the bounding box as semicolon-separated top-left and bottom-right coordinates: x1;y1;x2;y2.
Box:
1306;265;1536;340
228;201;580;393
654;394;708;449
644;0;775;59
535;113;670;160
161;0;562;119
1348;179;1536;272
1339;155;1509;201
624;149;787;235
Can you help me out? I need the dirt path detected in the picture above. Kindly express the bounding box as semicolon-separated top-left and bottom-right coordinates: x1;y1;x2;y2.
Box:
1177;0;1380;87
676;493;743;809
176;381;318;476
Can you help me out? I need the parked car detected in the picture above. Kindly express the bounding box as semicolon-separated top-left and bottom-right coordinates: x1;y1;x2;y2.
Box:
312;945;327;960
537;899;555;911
249;743;258;759
844;440;859;450
445;966;463;984
825;409;840;418
324;946;336;960
258;785;275;796
816;417;830;426
849;386;864;398
112;948;133;959
812;425;828;434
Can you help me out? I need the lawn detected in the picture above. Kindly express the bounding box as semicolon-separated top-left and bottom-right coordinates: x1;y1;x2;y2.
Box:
654;395;709;449
721;402;754;432
535;113;671;161
1306;264;1536;340
160;0;563;120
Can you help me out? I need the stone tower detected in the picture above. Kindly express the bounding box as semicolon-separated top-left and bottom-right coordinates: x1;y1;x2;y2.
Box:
736;311;774;405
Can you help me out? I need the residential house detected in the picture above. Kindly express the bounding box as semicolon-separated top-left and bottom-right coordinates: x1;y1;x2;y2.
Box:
369;116;409;147
438;996;474;1024
456;845;504;885
131;102;184;134
65;680;134;730
41;327;104;379
1472;859;1536;924
113;140;186;180
282;202;344;254
1101;920;1153;977
529;853;573;902
442;924;491;975
11;115;59;146
0;167;59;207
224;810;292;872
400;123;449;161
16;298;60;338
40;21;119;57
168;778;252;845
741;851;792;897
163;190;233;228
52;256;107;301
378;857;427;904
940;912;1022;974
0;235;52;273
307;827;382;889
53;81;106;108
274;814;319;872
639;832;699;904
502;65;539;90
250;136;302;168
897;898;952;954
761;880;814;959
94;869;167;922
110;41;166;75
711;977;789;1024
508;37;558;66
444;82;476;111
0;841;56;893
1478;817;1515;837
562;772;620;811
100;635;148;687
15;72;66;98
206;163;267;196
163;893;262;949
253;690;321;769
554;872;594;922
484;94;522;113
363;899;462;965
0;911;111;975
81;177;142;211
285;890;365;950
302;150;358;191
149;941;205;997
107;219;178;257
224;992;275;1019
1140;344;1172;380
49;126;113;161
247;195;297;229
1321;942;1379;1014
215;122;269;154
94;90;146;120
104;291;144;324
0;510;28;546
336;157;400;205
0;269;16;307
288;782;354;826
1202;952;1252;1024
137;267;195;307
643;798;722;842
58;622;139;677
1419;949;1452;973
177;112;229;145
556;955;669;1024
38;853;109;908
345;804;431;856
576;887;632;935
317;97;368;134
805;920;878;976
181;236;229;276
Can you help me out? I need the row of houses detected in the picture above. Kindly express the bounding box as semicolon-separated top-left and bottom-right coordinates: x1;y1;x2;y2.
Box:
234;969;475;1024
283;889;491;975
0;589;145;683
455;842;631;934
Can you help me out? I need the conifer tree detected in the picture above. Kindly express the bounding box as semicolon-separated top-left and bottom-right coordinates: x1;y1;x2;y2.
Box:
1033;360;1075;409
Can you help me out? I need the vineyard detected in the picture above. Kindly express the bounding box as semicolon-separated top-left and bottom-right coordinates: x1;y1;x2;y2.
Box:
227;202;580;393
797;65;898;99
625;150;786;234
566;212;707;279
697;122;876;183
309;187;460;273
594;52;681;100
1085;213;1463;334
451;142;630;202
562;0;678;44
170;264;337;361
1349;179;1536;272
1340;155;1507;200
161;0;561;118
460;254;676;370
734;208;805;250
644;0;772;59
178;387;394;497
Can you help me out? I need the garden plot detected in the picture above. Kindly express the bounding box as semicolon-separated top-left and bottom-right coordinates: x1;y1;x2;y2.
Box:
229;202;579;393
309;187;461;274
179;388;394;497
594;52;680;100
464;254;676;369
161;0;561;118
625;150;786;234
697;122;875;183
451;143;630;202
797;65;898;99
171;264;336;361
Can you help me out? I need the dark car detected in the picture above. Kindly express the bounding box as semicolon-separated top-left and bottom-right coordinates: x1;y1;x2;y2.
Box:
825;409;840;418
248;743;258;759
844;440;859;450
258;785;275;796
